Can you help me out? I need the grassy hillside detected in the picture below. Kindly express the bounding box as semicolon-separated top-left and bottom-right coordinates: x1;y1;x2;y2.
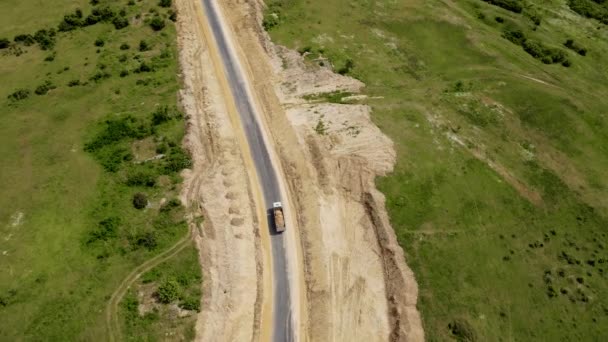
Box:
263;0;608;340
0;0;197;339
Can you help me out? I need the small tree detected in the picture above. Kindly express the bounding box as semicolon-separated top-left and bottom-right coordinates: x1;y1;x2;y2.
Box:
132;192;148;209
113;16;129;30
149;17;165;31
157;279;179;303
139;40;150;51
159;0;172;8
8;89;30;101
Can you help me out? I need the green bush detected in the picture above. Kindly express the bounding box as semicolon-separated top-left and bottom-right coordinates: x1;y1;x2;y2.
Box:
68;79;81;87
149;17;166;31
7;88;30;101
34;80;56;95
94;38;105;47
163;148;192;173
169;10;177;22
14;34;35;46
135;61;154;73
120;43;130;50
126;170;156;187
84;116;149;152
33;29;56;50
448;319;477;341
135;230;157;249
337;58;355;75
0;38;9;49
87;217;120;244
481;0;523;13
120;70;129;77
159;0;172;8
133;192;148;209
568;0;608;24
157;279;180;303
564;39;587;56
179;297;200;312
160;198;181;212
139;40;151;51
113;16;129;30
152;105;172;125
58;9;85;32
502;26;526;45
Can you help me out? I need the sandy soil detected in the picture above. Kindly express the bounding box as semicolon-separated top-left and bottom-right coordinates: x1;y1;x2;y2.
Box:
215;1;424;341
175;0;268;340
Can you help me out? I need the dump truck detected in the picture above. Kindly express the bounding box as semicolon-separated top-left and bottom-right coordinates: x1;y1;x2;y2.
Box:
273;202;285;233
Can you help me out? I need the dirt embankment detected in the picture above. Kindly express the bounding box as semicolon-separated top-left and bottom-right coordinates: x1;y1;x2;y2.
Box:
217;1;424;341
175;0;265;340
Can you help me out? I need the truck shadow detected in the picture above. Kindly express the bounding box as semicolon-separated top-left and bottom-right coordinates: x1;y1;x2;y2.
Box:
267;208;281;236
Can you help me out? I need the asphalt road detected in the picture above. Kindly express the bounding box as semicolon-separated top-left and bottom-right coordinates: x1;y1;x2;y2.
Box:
199;0;293;341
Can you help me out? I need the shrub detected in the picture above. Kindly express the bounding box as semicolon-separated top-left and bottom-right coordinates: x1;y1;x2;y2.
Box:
338;58;354;75
179;297;200;312
7;89;30;101
448;319;477;341
90;0;99;5
149;16;166;31
14;34;35;46
58;10;85;32
89;71;111;82
94;38;105;47
84;116;148;152
152;105;172;125
133;192;148;209
568;0;608;24
163;148;192;173
128;0;136;5
34;80;56;95
160;198;181;212
33;29;56;50
502;26;526;45
68;79;81;87
126;170;156;187
135;230;157;249
495;16;504;23
159;0;172;8
44;53;56;62
120;43;130;50
135;61;154;73
118;54;128;62
0;38;9;49
481;0;523;14
139;40;151;51
87;217;120;243
169;10;177;22
157;279;180;303
120;70;129;77
113;16;129;30
564;39;587;56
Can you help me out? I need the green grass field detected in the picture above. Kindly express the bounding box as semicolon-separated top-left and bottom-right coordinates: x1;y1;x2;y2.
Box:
264;0;608;340
0;0;197;339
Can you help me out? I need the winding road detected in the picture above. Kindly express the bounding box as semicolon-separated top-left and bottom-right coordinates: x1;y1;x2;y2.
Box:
199;0;293;341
